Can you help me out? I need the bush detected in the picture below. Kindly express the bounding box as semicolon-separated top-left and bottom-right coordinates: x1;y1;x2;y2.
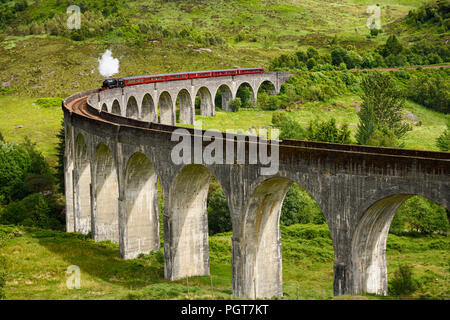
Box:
229;98;241;112
34;98;62;108
207;189;232;235
390;196;449;235
0;141;31;203
281;185;324;226
278;117;307;140
356;72;411;146
0;193;63;230
436;122;450;151
306;118;352;144
407;70;449;114
272;111;288;127
389;264;420;297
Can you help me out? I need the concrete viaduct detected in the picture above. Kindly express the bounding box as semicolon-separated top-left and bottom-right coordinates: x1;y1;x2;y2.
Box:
62;71;449;299
95;72;290;125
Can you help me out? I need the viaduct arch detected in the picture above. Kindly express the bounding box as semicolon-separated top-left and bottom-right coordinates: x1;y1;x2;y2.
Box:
63;71;449;299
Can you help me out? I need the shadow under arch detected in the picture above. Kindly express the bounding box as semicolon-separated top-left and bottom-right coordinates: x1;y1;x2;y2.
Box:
236;82;256;106
256;80;276;107
158;91;173;125
141;93;155;122
164;164;230;281
214;84;233;111
350;193;449;296
101;103;108;112
93;142;119;243
121;152;160;259
257;80;276;95
176;89;193;125
195;86;214;117
126;96;139;119
111;99;121;115
74;133;91;235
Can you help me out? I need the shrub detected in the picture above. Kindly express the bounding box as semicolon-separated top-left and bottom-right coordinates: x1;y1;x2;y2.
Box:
0;193;64;230
229;98;241;112
0;231;6;299
407;70;449;114
260;94;280;111
0;141;31;203
391;196;449;235
306;58;317;70
436;122;450;151
281;185;324;226
272;111;288;127
34;98;62;108
356;72;411;146
207;189;232;235
388;264;420;297
306;118;352;144
278;117;307;140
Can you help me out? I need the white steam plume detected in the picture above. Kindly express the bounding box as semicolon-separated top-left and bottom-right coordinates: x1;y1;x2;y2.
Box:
98;49;119;77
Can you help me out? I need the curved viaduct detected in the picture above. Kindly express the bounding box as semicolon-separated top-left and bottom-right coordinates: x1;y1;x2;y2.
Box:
94;72;290;125
63;71;449;299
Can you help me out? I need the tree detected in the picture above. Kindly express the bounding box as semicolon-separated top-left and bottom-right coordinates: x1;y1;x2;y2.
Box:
229;98;241;112
0;141;31;203
306;118;352;144
55;120;66;192
278;117;307;140
436;122;450;151
306;58;317;70
207;189;232;235
391;196;449;234
331;47;348;66
280;184;324;226
0;193;63;230
356;72;411;146
388;264;420;297
236;85;253;107
381;35;404;57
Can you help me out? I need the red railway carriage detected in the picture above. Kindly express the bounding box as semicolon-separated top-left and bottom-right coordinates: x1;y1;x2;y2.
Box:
101;68;264;90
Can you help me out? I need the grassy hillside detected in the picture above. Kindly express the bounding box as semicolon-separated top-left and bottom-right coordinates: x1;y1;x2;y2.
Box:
0;0;443;98
191;95;448;151
1;224;448;300
0;96;62;166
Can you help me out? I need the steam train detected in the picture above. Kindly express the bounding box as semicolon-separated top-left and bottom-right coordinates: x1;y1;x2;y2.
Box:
101;67;264;90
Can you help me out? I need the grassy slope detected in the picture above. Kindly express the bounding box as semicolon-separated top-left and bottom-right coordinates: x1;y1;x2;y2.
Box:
0;0;433;98
1;224;448;300
190;96;448;151
0;96;62;166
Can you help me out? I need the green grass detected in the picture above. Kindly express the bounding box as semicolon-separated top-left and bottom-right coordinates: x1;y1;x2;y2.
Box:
0;0;437;98
0;95;63;166
187;95;448;151
0;224;447;300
